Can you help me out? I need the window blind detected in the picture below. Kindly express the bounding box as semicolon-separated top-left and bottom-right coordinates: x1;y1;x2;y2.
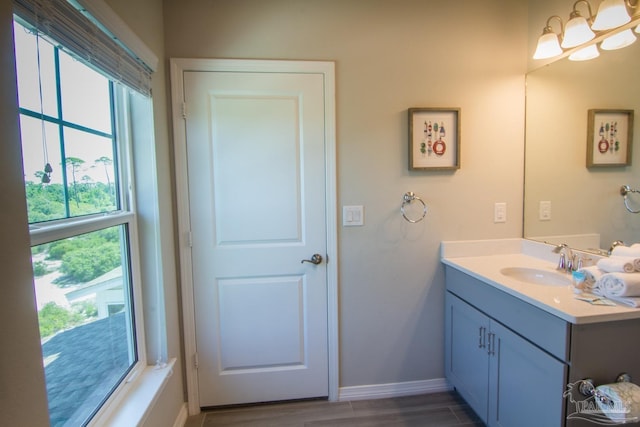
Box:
13;0;153;96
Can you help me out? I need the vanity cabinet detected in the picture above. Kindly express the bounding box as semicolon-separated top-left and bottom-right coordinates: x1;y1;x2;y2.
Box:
445;266;568;427
446;293;567;426
442;241;640;427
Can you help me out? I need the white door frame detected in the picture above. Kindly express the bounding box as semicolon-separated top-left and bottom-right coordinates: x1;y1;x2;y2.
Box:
169;58;339;415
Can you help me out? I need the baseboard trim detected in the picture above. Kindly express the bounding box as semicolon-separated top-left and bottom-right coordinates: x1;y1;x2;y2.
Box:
338;378;452;401
173;402;188;427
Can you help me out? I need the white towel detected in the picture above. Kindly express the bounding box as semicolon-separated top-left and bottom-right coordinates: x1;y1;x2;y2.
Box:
604;295;640;308
611;244;640;258
595;382;640;423
598;272;640;296
594;272;640;303
577;265;604;288
597;257;637;273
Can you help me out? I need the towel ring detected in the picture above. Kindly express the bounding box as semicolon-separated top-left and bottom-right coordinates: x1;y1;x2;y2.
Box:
620;185;640;214
401;192;427;223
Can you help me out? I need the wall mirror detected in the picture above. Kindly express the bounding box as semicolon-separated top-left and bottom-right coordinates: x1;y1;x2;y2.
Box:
524;34;640;254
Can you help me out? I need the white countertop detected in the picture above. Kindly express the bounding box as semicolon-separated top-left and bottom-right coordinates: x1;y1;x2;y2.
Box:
441;238;640;324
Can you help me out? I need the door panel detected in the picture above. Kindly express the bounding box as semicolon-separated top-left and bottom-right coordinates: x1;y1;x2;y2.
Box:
489;322;566;427
184;70;328;406
217;276;305;371
446;293;490;423
212;96;301;244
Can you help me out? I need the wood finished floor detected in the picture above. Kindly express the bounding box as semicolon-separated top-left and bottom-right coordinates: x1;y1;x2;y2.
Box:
183;391;484;427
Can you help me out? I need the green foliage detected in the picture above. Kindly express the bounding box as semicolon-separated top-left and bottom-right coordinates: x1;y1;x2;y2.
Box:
47;240;76;261
25;182;66;223
26;156;122;287
33;261;49;277
39;303;73;337
31;245;48;255
60;242;121;283
38;301;98;338
48;227;122;284
25;156;117;224
25;180;117;223
73;300;98;319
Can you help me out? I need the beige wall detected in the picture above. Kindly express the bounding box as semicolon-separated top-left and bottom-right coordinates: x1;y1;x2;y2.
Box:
164;0;528;387
0;1;51;425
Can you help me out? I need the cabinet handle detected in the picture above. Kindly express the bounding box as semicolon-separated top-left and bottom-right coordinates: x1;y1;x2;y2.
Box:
488;332;496;356
478;326;486;349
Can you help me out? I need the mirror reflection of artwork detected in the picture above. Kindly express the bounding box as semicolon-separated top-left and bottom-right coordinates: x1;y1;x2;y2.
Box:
587;109;634;167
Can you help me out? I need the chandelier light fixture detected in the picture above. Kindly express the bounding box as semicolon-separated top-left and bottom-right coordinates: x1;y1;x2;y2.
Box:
533;0;639;61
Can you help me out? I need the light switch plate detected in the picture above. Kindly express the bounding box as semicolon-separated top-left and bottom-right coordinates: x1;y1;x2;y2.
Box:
539;201;551;221
343;205;364;226
494;202;507;223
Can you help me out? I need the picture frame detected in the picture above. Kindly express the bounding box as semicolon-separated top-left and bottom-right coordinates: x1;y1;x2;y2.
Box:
408;107;460;170
586;109;634;168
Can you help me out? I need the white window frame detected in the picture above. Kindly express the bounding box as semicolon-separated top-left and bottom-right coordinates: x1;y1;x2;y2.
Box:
23;76;150;425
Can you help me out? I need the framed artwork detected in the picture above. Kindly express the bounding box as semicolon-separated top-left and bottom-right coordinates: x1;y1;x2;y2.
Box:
587;109;634;168
408;108;460;170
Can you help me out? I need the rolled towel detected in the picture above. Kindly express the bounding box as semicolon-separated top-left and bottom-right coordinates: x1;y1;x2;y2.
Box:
609;246;640;271
577;265;605;288
598;272;640;297
611;245;640;258
597;257;636;273
592;273;640;306
595;382;640;423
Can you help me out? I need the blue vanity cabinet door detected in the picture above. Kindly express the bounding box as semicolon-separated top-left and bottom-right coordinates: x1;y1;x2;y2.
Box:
445;292;491;424
488;321;567;427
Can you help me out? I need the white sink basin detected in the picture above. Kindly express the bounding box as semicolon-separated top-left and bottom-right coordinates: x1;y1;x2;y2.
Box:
500;267;572;287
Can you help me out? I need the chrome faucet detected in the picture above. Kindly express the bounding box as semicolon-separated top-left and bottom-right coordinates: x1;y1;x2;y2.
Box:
552;243;574;272
609;240;625;255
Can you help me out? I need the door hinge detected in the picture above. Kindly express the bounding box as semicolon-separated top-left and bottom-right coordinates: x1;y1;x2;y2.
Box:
186;230;193;248
193;352;199;369
182;102;187;118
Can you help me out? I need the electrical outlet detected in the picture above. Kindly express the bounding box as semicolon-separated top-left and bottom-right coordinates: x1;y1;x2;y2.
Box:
494;202;507;223
539;201;551;221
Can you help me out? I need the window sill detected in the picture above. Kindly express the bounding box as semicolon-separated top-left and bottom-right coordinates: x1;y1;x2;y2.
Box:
96;358;176;426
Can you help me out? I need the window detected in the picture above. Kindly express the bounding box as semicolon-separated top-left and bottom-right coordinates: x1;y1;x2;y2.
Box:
13;18;146;426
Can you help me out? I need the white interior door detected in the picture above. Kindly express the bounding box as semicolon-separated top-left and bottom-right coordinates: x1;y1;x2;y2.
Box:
183;68;329;407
